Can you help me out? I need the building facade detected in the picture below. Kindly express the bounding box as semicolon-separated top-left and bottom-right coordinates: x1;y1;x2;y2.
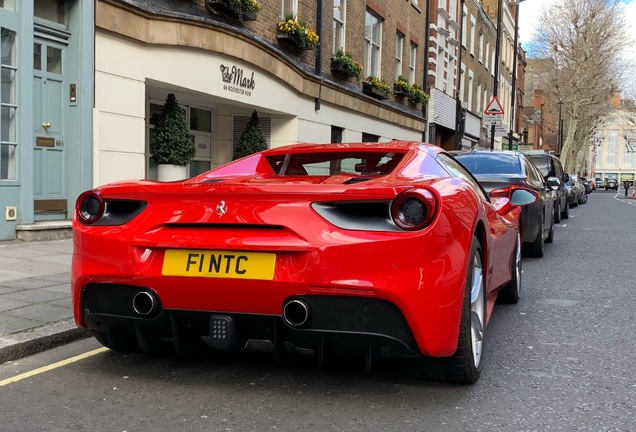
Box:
0;1;94;241
0;0;525;241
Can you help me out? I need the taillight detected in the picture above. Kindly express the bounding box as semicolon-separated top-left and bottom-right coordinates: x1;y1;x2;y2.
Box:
391;188;438;231
76;191;104;224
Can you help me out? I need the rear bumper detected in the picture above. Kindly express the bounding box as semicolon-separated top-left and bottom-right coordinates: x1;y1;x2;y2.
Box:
81;283;421;360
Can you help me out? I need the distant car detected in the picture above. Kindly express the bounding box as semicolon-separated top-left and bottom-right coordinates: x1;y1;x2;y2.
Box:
605;179;618;190
452;150;556;258
569;174;587;204
580;177;592;194
71;141;537;385
526;152;569;222
595;179;603;189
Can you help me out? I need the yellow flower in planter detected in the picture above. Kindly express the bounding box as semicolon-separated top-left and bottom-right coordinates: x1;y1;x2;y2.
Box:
276;13;319;50
365;76;393;95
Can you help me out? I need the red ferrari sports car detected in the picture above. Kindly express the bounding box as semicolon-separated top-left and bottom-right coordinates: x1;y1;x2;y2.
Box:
72;141;535;384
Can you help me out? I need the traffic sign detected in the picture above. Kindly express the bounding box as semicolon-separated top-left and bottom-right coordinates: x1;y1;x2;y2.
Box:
484;96;504;115
483;114;503;125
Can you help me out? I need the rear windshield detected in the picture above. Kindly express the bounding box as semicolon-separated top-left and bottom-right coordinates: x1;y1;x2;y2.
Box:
453;153;521;175
265;151;406;176
528;157;550;177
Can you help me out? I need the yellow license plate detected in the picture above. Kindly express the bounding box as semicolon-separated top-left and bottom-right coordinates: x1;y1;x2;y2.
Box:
162;249;276;280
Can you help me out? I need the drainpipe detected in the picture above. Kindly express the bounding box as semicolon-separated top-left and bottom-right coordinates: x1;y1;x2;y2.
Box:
455;0;466;150
422;0;431;142
314;0;323;111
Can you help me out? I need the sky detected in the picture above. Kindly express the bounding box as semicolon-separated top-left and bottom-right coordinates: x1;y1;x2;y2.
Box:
517;0;636;95
518;0;636;44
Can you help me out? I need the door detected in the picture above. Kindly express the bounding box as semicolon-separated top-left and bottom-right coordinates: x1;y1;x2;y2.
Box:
33;37;67;220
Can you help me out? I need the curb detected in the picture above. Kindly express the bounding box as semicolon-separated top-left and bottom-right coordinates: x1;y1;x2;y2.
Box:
0;319;92;363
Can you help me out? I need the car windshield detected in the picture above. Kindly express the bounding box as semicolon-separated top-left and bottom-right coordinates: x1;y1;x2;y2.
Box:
453;153;521;175
265;151;406;176
528;157;550;177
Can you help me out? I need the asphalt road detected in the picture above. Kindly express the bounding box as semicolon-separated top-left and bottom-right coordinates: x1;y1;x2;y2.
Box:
1;190;634;432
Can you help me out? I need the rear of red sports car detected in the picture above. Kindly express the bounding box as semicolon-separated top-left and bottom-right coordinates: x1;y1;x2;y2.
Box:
72;142;517;383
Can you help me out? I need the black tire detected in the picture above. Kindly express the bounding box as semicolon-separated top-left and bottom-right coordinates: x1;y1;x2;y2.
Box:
403;236;485;384
526;216;545;258
498;232;521;304
561;201;569;219
554;201;561;223
546;216;555;243
581;193;588;204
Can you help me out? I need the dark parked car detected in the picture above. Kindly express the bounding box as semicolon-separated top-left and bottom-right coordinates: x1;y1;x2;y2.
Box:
452;150;556;258
526;152;569;222
605;179;618;190
567;174;586;205
580;177;592;194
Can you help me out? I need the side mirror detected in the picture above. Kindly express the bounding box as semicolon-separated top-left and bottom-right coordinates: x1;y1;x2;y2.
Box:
495;189;537;215
547;176;561;190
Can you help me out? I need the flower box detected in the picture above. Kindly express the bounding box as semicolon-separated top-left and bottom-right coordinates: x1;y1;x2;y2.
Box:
330;58;351;78
276;31;301;48
393;84;407;97
205;0;258;22
362;82;389;100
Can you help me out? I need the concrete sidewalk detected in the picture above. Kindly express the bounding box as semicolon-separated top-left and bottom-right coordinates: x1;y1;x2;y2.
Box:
0;237;89;363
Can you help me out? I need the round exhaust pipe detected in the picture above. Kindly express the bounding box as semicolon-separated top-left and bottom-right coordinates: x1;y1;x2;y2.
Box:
132;291;159;316
282;299;311;327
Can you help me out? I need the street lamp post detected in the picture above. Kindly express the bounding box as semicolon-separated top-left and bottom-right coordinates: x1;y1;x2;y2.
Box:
557;100;563;156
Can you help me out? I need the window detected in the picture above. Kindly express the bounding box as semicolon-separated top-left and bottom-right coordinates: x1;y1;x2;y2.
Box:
364;11;382;78
331;126;343;143
467;71;474;111
395;33;404;80
333;0;346;54
362;132;379;142
485;41;490;70
608;131;617;167
476;84;482;114
469;16;475;56
0;28;16;181
0;1;16;12
35;0;65;24
281;0;297;19
461;6;467;47
408;42;417;83
478;33;483;63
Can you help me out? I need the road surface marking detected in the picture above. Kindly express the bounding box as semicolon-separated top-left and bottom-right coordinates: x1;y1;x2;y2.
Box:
0;347;108;387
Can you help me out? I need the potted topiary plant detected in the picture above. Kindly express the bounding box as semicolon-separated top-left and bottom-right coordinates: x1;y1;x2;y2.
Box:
233;110;268;160
151;93;196;181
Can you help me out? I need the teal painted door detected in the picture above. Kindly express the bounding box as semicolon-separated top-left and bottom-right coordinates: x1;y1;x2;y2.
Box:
33;38;67;219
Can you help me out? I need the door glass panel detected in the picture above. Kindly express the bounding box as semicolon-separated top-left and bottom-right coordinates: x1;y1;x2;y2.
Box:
47;47;62;74
0;1;16;12
1;106;16;141
35;0;65;24
1;29;15;66
0;143;16;180
1;68;16;104
34;44;42;71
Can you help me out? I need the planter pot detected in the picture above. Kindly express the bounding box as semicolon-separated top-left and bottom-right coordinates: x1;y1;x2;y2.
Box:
362;82;389;100
276;31;315;50
206;0;257;22
276;31;300;49
157;164;188;181
393;84;407;97
330;58;353;78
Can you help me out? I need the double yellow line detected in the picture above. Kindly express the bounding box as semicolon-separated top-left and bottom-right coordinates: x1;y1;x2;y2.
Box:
0;347;108;387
